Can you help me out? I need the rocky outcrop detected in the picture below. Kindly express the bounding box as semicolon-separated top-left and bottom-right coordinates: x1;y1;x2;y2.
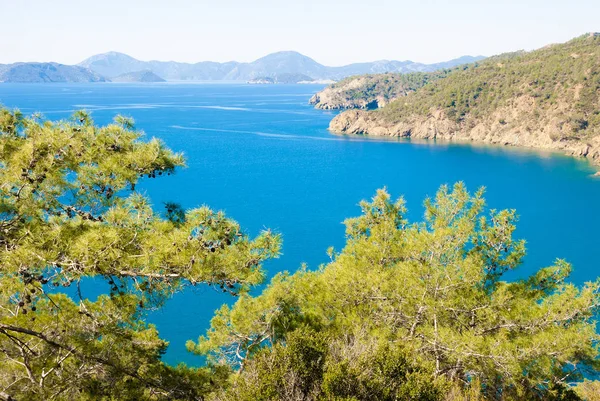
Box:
310;77;390;110
330;99;600;167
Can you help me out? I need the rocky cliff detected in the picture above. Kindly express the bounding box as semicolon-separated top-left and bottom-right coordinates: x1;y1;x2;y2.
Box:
329;34;600;168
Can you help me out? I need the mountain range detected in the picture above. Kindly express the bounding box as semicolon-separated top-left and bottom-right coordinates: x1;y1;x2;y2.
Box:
78;51;485;81
0;52;485;83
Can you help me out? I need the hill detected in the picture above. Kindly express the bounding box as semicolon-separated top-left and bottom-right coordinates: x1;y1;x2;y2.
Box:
78;51;147;77
227;51;326;80
310;71;451;110
77;51;485;81
330;33;600;167
0;62;105;83
110;70;166;82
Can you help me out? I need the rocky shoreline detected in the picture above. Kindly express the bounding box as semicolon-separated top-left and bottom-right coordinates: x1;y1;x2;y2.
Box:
329;108;600;169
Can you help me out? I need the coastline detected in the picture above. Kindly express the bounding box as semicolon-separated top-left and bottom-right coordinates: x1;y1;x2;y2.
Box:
328;108;600;172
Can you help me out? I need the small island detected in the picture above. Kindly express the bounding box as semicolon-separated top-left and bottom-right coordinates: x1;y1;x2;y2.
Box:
110;70;166;83
247;72;316;84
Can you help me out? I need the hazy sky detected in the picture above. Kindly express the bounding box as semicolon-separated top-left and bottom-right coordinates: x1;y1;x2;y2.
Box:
1;0;598;65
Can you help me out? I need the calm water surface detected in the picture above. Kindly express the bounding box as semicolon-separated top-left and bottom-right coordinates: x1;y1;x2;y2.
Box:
1;83;599;365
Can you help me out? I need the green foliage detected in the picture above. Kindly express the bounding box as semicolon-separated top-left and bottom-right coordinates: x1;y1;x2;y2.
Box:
574;380;600;401
323;71;450;109
377;34;600;138
195;183;600;400
164;202;186;225
0;109;280;400
209;327;449;401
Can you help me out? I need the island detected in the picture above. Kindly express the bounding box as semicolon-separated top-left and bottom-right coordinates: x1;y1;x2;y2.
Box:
110;70;166;83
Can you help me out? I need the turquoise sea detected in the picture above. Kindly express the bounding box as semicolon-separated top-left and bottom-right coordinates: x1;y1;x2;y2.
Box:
1;83;599;365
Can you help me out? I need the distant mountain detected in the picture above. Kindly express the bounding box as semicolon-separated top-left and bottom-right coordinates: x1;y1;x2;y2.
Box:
226;51;327;80
79;51;241;81
78;52;147;78
110;70;166;83
310;71;450;110
0;62;106;83
427;55;485;70
0;52;485;83
77;51;486;81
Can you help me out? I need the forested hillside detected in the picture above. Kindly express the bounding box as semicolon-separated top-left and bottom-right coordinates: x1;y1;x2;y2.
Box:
330;34;600;167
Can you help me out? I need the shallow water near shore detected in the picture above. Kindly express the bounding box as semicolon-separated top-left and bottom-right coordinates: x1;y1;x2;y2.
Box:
1;83;599;366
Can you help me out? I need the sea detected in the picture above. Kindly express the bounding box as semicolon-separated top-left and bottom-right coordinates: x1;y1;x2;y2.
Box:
1;82;599;365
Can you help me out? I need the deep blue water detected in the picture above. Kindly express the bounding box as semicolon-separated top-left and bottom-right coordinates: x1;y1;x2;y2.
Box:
1;83;599;365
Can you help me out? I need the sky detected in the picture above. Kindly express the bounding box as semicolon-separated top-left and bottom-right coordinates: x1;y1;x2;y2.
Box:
0;0;599;66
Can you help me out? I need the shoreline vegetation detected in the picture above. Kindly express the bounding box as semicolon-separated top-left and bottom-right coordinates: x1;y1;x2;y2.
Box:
315;33;600;170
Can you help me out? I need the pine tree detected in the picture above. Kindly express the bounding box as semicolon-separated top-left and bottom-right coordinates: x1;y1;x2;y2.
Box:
0;109;280;400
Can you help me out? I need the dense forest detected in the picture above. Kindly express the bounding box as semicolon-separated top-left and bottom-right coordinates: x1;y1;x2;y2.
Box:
1;109;600;400
381;34;600;132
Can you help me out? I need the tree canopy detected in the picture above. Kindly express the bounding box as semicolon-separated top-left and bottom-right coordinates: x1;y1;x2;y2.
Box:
0;108;279;400
192;184;600;400
379;34;600;135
